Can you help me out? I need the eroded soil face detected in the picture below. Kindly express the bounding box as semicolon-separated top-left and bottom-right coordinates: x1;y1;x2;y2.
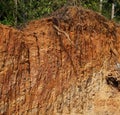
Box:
0;6;120;115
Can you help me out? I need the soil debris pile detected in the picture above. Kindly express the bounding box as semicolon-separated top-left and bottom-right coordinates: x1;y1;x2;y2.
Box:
0;6;120;115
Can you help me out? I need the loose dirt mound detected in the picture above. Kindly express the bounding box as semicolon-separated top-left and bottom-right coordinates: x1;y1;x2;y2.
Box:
0;6;120;115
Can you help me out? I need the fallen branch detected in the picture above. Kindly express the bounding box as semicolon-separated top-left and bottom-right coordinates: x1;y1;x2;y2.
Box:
53;25;74;45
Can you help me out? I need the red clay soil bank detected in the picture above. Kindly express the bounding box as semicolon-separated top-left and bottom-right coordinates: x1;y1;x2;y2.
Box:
0;6;120;115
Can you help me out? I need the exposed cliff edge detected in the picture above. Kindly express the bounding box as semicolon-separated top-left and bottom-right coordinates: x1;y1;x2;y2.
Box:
0;6;120;115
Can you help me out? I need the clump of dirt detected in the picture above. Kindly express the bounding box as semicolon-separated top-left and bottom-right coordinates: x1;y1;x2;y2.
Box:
1;6;120;115
24;6;120;69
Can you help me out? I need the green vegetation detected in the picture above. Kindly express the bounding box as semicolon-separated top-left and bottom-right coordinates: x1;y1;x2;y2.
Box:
0;0;120;27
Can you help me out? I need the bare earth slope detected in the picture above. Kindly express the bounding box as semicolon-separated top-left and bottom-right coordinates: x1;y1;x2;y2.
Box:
0;6;120;115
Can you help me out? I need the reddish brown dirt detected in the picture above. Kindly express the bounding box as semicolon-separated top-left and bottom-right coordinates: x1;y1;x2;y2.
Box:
0;6;120;115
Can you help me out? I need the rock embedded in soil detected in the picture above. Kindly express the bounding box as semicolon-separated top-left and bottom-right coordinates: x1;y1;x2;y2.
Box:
0;6;120;115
